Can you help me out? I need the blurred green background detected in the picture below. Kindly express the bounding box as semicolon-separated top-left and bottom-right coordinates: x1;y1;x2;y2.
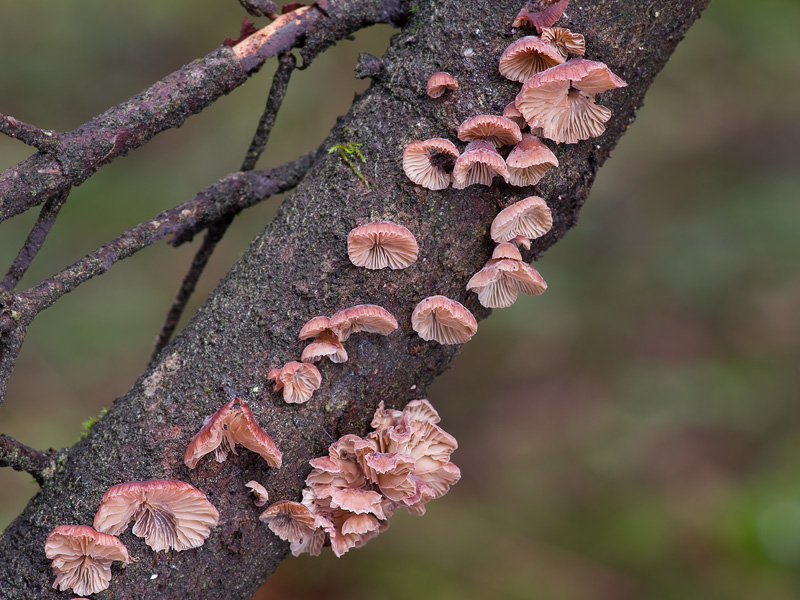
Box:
2;1;799;598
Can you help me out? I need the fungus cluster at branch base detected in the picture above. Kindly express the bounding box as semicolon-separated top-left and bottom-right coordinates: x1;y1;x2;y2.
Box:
261;399;460;557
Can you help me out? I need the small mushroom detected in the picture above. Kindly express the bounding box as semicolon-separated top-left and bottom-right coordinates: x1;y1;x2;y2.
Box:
498;36;565;83
502;101;528;130
426;71;458;98
411;296;478;344
259;500;317;543
466;243;547;308
541;26;585;58
45;525;129;596
246;481;270;507
329;304;399;341
268;361;322;404
301;331;349;364
515;58;627;144
298;316;333;340
491;196;553;242
184;398;282;468
457;115;522;147
506;134;559;187
347;221;419;270
513;0;569;32
402;138;460;190
93;479;220;552
452;141;510;189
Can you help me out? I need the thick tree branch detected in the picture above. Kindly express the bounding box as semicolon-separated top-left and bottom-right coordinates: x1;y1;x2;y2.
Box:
0;1;710;598
0;0;409;224
0;434;58;486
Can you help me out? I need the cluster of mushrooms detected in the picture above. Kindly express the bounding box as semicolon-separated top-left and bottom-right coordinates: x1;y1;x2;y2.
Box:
42;1;628;595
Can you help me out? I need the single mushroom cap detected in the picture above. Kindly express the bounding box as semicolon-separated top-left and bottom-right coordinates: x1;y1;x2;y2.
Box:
45;525;129;596
466;245;548;308
301;330;349;363
457;115;522;147
411;296;478;344
402;138;460;190
452;141;510;189
541;26;585;58
184;398;282;469
506;134;559;186
502;101;528;129
93;479;219;552
498;36;565;83
491;242;524;261
491;196;553;242
510;235;532;250
513;0;569;32
268;361;322;404
298;316;332;340
330;304;399;341
246;481;270;507
347;221;419;270
259;500;317;543
515;58;627;144
426;71;458;98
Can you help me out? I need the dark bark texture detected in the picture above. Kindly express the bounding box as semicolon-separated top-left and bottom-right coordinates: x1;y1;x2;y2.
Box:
0;1;709;598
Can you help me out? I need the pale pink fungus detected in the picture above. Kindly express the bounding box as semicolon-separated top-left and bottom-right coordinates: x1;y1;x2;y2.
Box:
491;196;553;243
93;479;219;552
183;398;282;468
502;100;528;129
452;141;510;189
246;481;270;507
466;243;547;308
45;525;129;596
541;26;585;58
506;134;559;186
268;361;322;404
402;138;460;190
498;36;565;83
347;221;419;270
457;115;522;147
513;0;569;32
411;296;478;344
330;304;399;341
259;500;318;543
426;71;458;98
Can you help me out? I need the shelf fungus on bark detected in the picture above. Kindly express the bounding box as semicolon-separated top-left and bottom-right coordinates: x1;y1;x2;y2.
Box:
268;361;322;404
45;525;129;596
411;295;478;344
183;398;282;468
452;141;510;189
426;71;458;98
491;195;553;243
93;479;219;552
246;481;270;507
541;26;585;59
506;134;559;187
457;115;522;147
347;221;419;270
515;58;627;144
512;0;569;32
299;305;398;363
466;243;547;308
498;35;564;83
402;138;460;190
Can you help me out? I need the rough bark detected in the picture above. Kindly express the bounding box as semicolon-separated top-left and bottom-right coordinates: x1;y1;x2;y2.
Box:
0;1;709;598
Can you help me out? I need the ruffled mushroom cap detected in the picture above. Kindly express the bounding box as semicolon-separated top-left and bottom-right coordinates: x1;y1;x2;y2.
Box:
426;71;458;98
506;134;559;186
457;115;522;147
515;58;627;144
245;481;270;507
184;398;282;469
498;36;565;83
466;244;548;308
347;222;419;270
45;525;129;596
403;138;460;190
260;500;317;543
452;141;510;190
502;101;528;129
513;0;569;32
411;296;478;344
298;316;332;340
330;304;399;341
301;331;348;363
268;361;322;404
93;479;219;552
491;195;553;243
541;26;585;58
510;235;532;250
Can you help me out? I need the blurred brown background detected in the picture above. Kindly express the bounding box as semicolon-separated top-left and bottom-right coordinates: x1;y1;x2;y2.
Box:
2;1;799;598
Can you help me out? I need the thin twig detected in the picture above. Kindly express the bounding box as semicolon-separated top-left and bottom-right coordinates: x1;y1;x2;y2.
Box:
151;52;299;359
1;190;70;292
0;114;61;153
0;434;57;485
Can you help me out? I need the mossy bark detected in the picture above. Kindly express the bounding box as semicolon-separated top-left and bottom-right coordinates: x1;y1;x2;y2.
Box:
0;1;709;598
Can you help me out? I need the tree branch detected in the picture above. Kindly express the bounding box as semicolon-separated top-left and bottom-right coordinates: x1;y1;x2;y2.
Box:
0;0;409;224
0;114;61;153
0;1;710;598
0;434;58;486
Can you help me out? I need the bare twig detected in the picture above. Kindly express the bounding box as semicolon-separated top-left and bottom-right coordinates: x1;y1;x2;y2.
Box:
0;114;61;153
152;52;298;359
0;434;57;485
1;190;70;292
0;0;409;224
